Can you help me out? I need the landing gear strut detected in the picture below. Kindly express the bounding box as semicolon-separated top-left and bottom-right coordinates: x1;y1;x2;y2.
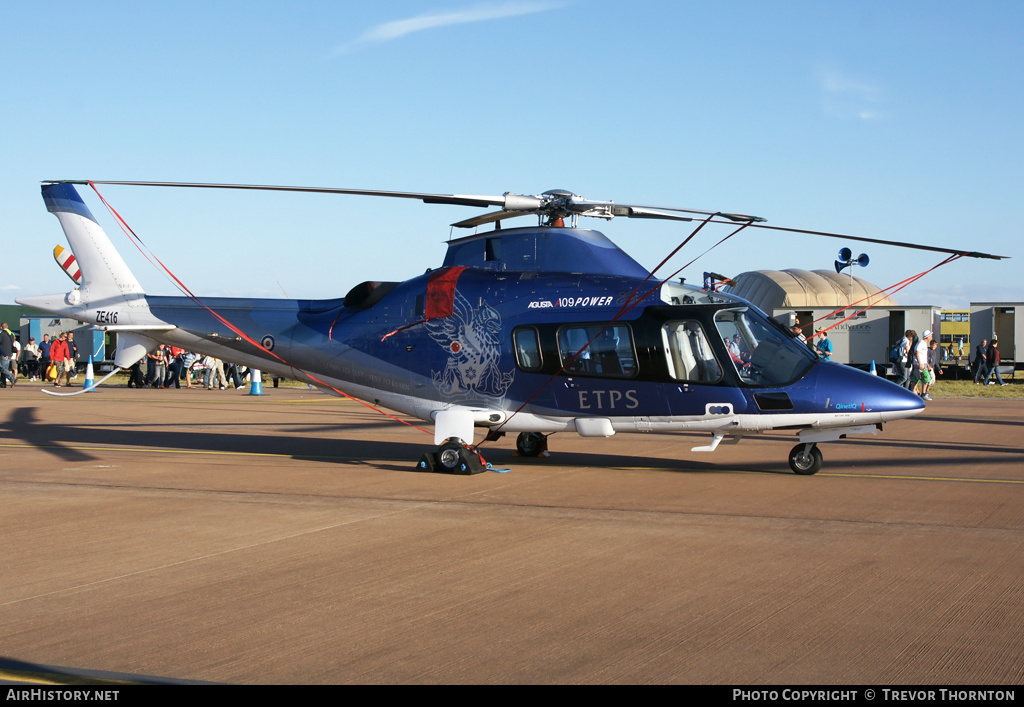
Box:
516;432;547;457
788;443;822;475
417;438;487;475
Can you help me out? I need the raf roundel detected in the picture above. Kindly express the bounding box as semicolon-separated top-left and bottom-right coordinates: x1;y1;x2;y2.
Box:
261;335;275;351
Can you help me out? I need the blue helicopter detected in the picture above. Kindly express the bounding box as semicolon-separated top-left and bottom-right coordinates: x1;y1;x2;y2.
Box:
19;181;1002;475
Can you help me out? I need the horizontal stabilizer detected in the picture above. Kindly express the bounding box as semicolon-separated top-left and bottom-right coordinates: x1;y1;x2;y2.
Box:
53;245;82;285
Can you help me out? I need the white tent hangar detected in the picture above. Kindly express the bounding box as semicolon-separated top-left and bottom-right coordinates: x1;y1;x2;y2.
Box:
723;269;896;312
722;270;939;368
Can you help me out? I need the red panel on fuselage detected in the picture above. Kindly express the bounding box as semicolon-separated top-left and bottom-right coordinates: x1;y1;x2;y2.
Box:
425;266;467;319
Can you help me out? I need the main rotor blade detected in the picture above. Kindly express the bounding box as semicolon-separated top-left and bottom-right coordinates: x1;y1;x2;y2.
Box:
53;180;512;210
52;180;1007;260
451;209;538;229
710;220;1007;260
613;206;695;222
450;205;696;228
621;202;765;221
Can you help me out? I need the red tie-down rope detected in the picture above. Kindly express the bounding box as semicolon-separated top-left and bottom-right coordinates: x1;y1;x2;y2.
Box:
803;253;963;337
88;182;432;435
484;220;959;444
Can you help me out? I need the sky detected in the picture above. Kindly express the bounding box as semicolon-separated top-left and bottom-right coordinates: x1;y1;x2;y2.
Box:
3;1;1022;308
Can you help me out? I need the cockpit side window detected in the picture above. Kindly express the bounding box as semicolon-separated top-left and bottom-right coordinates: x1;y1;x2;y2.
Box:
662;321;722;383
512;327;543;372
713;307;815;386
557;324;637;378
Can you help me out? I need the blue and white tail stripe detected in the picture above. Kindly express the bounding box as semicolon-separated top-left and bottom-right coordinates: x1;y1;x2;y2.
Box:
42;182;99;223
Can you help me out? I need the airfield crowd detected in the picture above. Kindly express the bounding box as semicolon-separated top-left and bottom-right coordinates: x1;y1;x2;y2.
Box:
888;328;1009;399
127;344;249;390
0;329;252;390
0;327;83;387
889;329;939;399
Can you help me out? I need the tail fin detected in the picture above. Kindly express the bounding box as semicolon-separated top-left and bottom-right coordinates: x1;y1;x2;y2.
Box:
40;182;145;306
19;183;169;368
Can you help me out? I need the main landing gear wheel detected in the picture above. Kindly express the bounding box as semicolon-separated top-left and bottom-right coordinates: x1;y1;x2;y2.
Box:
438;442;463;472
789;443;823;475
416;439;487;475
516;432;547;457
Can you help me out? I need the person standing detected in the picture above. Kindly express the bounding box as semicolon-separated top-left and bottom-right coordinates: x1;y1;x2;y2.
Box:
922;339;941;400
894;330;913;389
815;330;832;361
910;330;933;397
0;323;15;388
22;337;41;381
50;332;70;387
973;338;990;384
10;333;20;384
152;345;167;389
64;331;80;386
39;334;52;382
144;347;160;387
181;351;197;388
165;347;184;388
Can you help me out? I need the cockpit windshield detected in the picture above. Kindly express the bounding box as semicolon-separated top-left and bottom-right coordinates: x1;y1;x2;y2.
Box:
713;307;816;386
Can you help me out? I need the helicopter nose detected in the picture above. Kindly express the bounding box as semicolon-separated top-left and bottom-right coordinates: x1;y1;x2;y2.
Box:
875;379;927;419
815;362;925;420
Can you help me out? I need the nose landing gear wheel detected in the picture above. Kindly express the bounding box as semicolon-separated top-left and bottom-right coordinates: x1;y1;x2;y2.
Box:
789;443;822;475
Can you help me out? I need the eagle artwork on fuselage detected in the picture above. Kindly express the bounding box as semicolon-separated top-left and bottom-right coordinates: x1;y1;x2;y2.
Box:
426;291;515;406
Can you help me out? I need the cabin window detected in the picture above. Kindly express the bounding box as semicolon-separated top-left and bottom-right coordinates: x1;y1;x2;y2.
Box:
661;321;722;383
556;324;637;378
512;327;543;371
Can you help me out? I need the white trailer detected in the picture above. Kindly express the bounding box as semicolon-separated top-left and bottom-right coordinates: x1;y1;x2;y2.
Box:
773;305;941;369
970;303;1019;369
